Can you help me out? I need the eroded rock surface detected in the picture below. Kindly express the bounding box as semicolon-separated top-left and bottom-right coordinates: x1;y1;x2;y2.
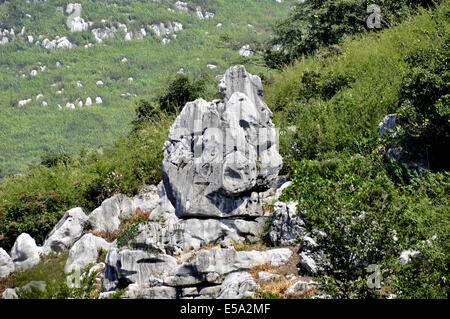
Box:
162;65;282;218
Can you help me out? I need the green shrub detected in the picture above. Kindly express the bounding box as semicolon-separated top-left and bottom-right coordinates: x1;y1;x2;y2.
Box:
396;39;450;170
281;155;449;298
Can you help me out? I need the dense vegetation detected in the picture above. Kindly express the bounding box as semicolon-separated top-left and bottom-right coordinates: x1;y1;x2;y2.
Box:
0;0;448;299
272;0;449;298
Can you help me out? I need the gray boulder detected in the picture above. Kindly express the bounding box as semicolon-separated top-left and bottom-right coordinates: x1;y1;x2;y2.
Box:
284;279;319;296
193;247;292;275
398;250;423;265
2;288;18;299
88;185;159;233
217;272;259;299
379;114;398;138
10;233;41;271
298;252;319;274
0;248;14;278
103;248;179;291
161;65;282;218
268;201;306;245
42;207;88;254
64;233;111;274
103;246;292;293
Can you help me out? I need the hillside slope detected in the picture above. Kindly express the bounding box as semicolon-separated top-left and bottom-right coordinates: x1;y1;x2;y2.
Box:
0;0;294;175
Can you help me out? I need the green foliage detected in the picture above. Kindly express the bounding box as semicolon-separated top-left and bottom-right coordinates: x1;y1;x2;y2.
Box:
132;99;159;127
0;191;68;249
0;252;68;297
254;290;281;299
396;39;450;170
264;0;437;68
108;289;126;299
40;151;72;168
16;264;100;299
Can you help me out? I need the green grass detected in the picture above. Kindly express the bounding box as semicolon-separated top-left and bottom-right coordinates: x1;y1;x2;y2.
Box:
0;252;68;297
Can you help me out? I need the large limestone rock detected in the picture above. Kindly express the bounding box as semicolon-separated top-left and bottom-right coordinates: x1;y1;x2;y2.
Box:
64;233;111;274
0;248;14;278
42;207;88;254
10;233;41;271
161;65;282;218
102;246;292;293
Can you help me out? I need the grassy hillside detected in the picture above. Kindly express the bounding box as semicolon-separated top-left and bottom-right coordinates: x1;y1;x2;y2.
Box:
0;0;294;175
266;1;449;298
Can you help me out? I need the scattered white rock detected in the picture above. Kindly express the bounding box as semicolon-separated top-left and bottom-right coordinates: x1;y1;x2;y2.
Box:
96;80;104;86
238;44;255;57
18;98;32;107
2;288;18;299
85;97;92;106
10;233;41;271
399;250;423;265
30;69;38;76
299;252;318;274
284;279;319;296
217;272;259;299
95;97;103;104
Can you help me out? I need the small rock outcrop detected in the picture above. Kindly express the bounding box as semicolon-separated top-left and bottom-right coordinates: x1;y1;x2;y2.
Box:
88;185;159;233
217;272;259;299
268;201;306;245
42;207;89;254
10;233;41;271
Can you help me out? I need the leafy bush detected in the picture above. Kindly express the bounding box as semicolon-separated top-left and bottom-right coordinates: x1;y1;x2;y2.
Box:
40;152;72;168
0;191;67;249
269;1;449;169
281;154;449;298
396;39;450;170
158;74;208;113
